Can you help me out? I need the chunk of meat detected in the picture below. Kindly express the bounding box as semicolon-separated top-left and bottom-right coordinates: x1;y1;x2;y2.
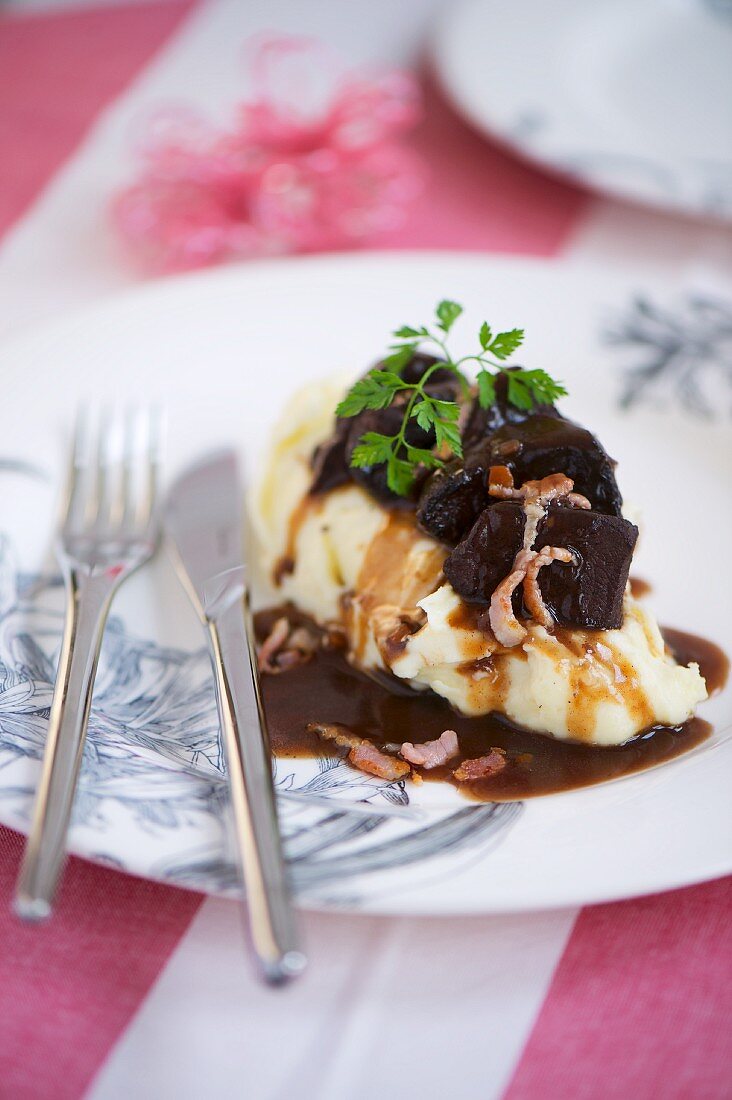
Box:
419;406;622;546
348;741;411;780
444;500;638;632
417;456;493;546
443;501;526;603
461;367;562;448
486;414;623;517
453;750;507;781
447;466;615;642
400;729;460;769
535;508;638;629
310;421;351;494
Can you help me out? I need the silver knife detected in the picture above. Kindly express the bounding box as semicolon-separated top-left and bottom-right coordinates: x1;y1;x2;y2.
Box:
165;450;306;984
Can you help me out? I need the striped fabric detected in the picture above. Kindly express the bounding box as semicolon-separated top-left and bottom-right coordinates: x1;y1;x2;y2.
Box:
0;3;729;1098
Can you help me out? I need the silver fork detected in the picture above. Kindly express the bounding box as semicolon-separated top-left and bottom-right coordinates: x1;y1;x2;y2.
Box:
15;408;161;921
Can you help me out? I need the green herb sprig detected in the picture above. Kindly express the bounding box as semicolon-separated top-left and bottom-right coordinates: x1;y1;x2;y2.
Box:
335;299;567;496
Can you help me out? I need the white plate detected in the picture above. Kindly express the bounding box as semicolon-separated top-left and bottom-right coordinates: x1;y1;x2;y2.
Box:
433;0;732;221
0;252;729;914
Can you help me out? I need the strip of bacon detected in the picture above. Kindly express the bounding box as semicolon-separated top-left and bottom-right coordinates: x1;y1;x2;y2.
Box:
348;742;410;780
523;472;575;503
309;722;411;780
307;721;363;750
523;546;575;628
487;465;521;499
488;466;590;511
258;617;318;674
453;749;506;781
400;729;459;769
489;565;530;647
566;492;591;510
257;617;290;673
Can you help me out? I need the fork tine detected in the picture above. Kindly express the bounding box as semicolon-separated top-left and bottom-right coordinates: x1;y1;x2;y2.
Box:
92;405;115;530
136;406;163;530
113;405;136;528
62;407;90;534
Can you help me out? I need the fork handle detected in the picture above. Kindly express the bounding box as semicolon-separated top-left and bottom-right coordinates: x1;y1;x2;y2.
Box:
207;587;306;984
15;568;116;920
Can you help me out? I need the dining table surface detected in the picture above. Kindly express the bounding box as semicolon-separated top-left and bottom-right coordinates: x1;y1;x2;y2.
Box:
0;1;730;1098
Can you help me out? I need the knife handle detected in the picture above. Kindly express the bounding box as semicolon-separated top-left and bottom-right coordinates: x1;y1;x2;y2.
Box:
207;588;306;984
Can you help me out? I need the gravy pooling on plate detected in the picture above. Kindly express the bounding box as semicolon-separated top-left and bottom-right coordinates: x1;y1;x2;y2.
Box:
255;608;727;801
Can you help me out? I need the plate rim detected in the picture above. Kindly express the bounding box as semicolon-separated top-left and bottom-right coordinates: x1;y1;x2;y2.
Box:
0;248;693;360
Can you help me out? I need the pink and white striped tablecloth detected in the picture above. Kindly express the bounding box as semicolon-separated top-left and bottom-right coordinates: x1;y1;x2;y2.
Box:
0;3;730;1098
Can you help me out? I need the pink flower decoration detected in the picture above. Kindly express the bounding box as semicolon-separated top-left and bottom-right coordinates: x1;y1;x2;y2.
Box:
111;36;423;272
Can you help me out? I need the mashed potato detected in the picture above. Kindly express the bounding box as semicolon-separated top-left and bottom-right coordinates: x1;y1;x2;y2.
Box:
256;381;707;747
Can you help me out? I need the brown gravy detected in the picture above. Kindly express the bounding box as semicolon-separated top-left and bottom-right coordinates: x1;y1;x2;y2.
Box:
663;627;729;695
257;608;727;802
629;576;652;598
272;496;318;585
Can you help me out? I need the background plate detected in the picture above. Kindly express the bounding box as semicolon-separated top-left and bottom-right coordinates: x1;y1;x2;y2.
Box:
433;0;732;221
0;252;729;914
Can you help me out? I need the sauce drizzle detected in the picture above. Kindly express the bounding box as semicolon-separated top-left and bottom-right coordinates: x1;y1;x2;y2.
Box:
257;607;727;802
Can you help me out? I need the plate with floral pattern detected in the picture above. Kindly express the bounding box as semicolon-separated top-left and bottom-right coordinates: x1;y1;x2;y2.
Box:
0;253;729;914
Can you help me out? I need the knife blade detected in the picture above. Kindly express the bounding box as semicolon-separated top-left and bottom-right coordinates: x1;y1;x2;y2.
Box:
166;450;306;984
165;450;242;615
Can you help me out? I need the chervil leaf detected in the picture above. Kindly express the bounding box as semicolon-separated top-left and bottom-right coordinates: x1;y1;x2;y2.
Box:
477;369;496;408
435;299;463;334
433;417;463;456
429;398;460;421
382;343;417;373
479;322;492;350
513;368;567;405
412;399;437;433
405;445;443;469
386;454;415;496
350;432;396;467
506;373;534;410
336;370;405;417
393;325;421;339
490;328;524;360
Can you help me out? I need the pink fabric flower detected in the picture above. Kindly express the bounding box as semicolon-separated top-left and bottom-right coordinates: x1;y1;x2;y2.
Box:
111;36;423;272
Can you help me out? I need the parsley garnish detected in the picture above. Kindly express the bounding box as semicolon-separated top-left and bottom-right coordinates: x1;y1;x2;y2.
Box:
335;299;567;496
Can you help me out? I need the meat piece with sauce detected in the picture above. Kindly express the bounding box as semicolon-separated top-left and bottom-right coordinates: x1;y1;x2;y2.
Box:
535;507;638;629
418;409;623;547
310;418;352;494
443;502;526;603
416;454;494;547
486;414;623;518
444;501;638;630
